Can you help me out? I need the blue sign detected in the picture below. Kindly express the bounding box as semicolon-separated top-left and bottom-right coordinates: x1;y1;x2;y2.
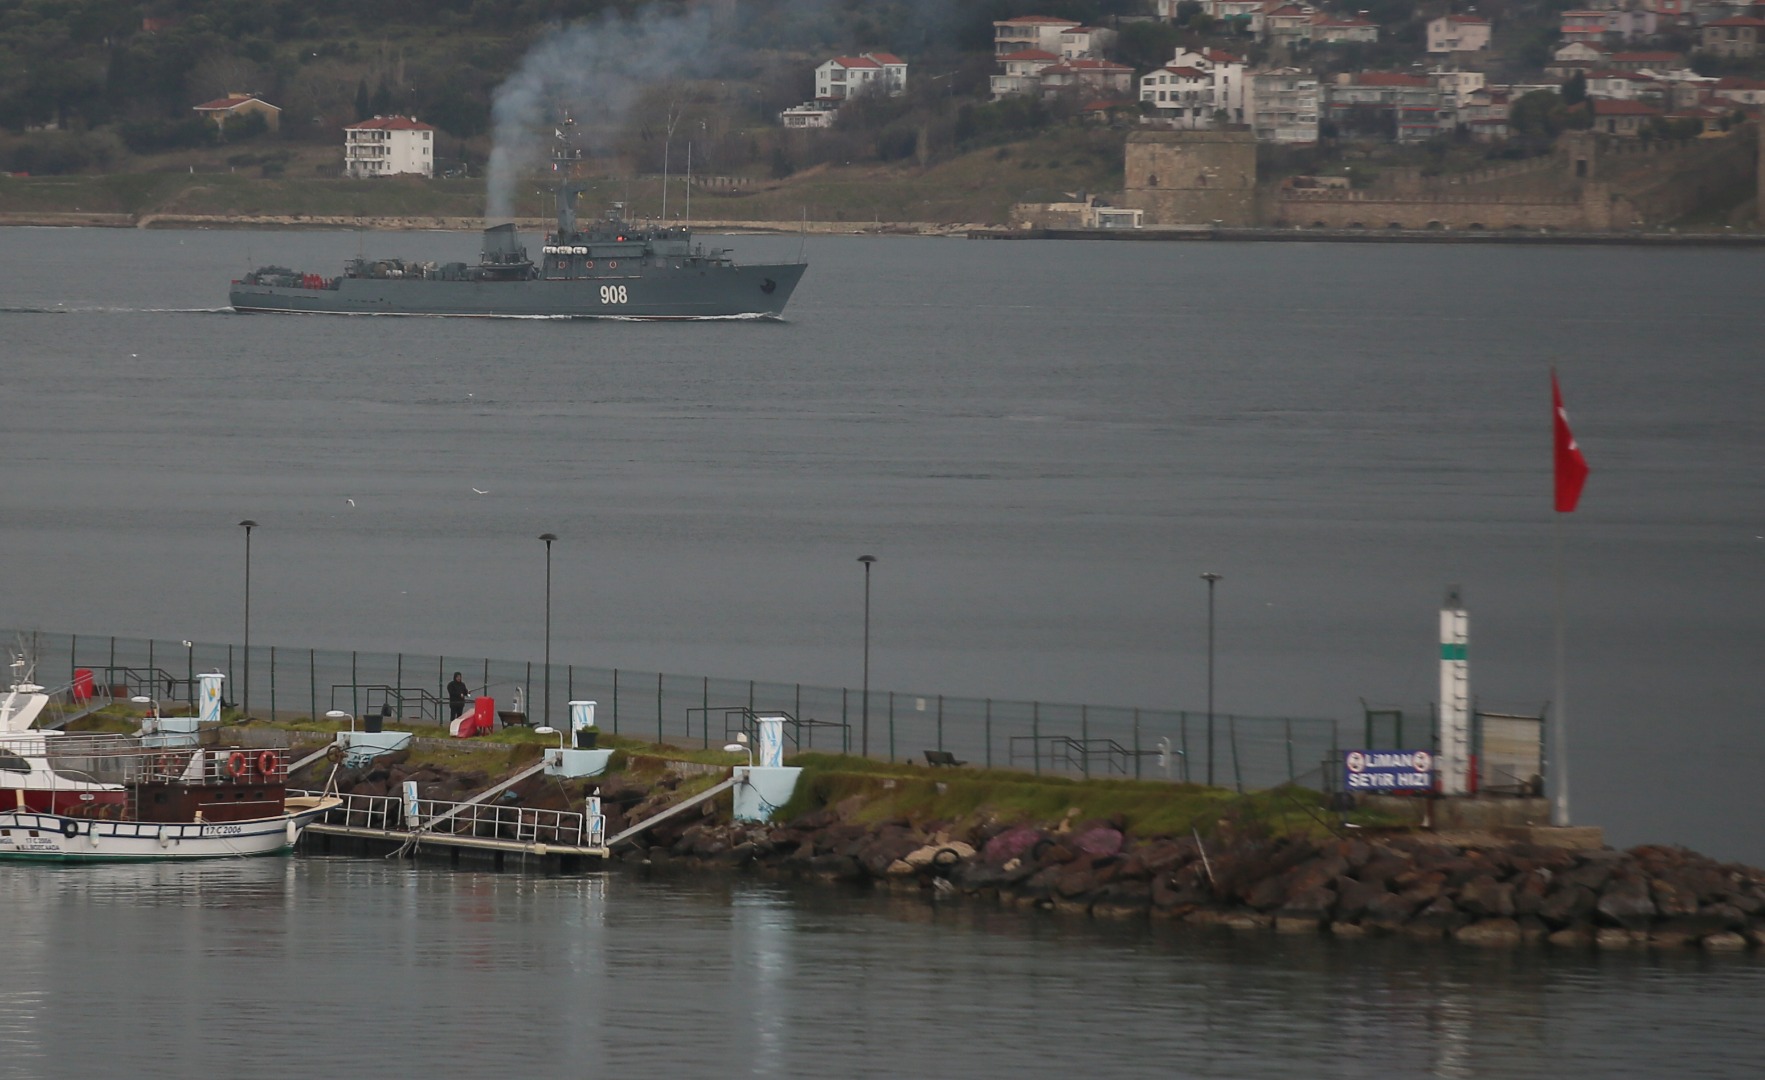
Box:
1343;749;1434;792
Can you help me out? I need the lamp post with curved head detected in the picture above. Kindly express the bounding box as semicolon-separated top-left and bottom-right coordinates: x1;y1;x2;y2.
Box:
539;533;557;730
858;554;877;758
1201;571;1221;788
239;520;257;717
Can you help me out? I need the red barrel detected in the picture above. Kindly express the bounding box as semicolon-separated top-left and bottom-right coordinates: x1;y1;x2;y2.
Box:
72;668;94;702
468;696;495;737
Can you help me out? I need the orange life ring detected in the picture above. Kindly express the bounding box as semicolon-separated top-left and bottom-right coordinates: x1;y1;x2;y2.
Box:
608;260;618;269
584;260;594;268
227;751;249;781
257;750;279;777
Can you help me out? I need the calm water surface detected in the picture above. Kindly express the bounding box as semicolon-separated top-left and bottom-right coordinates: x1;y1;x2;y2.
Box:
0;859;1760;1080
0;228;1759;859
0;228;1762;1076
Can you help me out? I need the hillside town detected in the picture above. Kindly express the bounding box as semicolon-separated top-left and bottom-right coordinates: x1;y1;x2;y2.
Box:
1;2;1761;231
784;5;1763;146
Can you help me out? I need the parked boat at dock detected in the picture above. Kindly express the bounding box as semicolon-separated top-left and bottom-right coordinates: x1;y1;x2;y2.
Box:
0;677;336;862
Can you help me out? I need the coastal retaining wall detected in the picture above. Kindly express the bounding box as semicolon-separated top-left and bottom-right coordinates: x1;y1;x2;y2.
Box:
1271;187;1609;230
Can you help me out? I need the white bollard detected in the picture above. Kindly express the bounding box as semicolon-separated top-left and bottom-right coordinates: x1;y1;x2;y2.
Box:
198;673;225;725
570;700;596;746
757;714;785;768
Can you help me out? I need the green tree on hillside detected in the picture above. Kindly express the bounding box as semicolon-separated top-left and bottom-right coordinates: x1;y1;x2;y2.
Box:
1562;71;1587;106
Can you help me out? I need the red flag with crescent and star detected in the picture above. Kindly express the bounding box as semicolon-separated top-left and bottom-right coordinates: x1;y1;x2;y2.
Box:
1553;371;1589;513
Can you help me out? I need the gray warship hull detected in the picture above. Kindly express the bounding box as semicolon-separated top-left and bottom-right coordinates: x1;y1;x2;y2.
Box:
231;260;805;320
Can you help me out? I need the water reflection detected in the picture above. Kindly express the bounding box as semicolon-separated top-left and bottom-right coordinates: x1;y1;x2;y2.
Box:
0;861;1760;1078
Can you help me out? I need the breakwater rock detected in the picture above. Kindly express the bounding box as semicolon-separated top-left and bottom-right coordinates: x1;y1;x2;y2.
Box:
630;813;1765;952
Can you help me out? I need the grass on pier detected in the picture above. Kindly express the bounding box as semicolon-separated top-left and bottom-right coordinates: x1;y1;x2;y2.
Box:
778;753;1392;841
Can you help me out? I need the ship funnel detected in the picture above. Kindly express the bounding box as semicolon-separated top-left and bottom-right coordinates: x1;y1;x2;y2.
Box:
481;223;524;262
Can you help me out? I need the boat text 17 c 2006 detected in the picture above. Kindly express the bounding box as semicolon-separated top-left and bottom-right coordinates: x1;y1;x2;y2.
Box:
228;180;807;320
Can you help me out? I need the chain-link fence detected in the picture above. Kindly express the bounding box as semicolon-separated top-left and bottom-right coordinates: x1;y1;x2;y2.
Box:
8;628;1342;792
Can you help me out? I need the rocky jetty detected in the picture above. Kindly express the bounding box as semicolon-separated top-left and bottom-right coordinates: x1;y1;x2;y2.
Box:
308;751;1765;951
630;810;1765;952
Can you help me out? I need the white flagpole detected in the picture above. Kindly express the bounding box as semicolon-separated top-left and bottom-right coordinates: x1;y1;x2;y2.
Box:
1552;507;1570;826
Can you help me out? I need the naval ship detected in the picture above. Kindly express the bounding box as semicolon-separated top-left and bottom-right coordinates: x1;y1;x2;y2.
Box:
229;180;806;320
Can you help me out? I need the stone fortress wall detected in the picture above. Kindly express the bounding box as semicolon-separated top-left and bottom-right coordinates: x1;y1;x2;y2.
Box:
1114;126;1758;231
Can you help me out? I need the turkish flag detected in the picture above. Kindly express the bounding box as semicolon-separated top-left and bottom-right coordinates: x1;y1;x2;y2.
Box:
1553;371;1590;513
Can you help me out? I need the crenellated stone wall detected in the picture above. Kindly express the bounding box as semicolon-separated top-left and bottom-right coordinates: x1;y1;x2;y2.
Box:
1269;126;1756;230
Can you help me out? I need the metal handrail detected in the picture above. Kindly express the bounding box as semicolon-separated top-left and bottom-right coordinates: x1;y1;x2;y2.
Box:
291;789;605;848
327;683;447;725
694;706;850;754
1008;734;1157;777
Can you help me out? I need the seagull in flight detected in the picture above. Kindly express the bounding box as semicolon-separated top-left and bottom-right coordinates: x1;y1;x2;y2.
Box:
347;498;356;507
471;487;488;496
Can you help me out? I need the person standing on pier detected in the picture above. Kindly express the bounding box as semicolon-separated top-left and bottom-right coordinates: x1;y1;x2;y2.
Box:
447;672;469;721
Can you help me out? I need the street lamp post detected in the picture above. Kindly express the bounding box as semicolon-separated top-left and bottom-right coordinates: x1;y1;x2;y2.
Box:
858;554;877;758
539;533;557;730
182;640;194;710
1201;572;1221;788
239;520;257;717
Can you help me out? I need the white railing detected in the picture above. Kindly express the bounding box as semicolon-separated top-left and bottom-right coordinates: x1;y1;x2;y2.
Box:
292;789;605;848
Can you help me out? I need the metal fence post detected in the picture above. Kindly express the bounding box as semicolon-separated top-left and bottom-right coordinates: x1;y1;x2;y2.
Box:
525;661;533;722
985;698;992;769
612;668;619;735
936;694;943;753
888;691;895;762
703;676;709;748
1230;713;1244;794
351;652;359;718
1180;710;1191;782
656;671;663;744
1133;708;1141;780
1286;717;1295;783
69;634;76;686
270;646;276;720
310;650;317;722
841;688;848;756
1081;705;1090;779
1033;701;1040;776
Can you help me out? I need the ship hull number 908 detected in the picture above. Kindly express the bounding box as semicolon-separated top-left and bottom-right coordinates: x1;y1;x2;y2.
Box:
599;285;628;305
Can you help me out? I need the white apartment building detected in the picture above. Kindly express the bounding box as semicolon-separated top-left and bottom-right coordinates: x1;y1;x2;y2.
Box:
992;49;1062;99
1431;69;1488;108
1057;25;1118;59
343;116;435;178
814;53;908;101
993;15;1080;56
1249;68;1320;143
779;102;838;128
1139;48;1249;127
1427;15;1492;53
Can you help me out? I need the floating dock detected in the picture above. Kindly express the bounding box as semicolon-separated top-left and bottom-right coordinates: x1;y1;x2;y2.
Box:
292;782;611;872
